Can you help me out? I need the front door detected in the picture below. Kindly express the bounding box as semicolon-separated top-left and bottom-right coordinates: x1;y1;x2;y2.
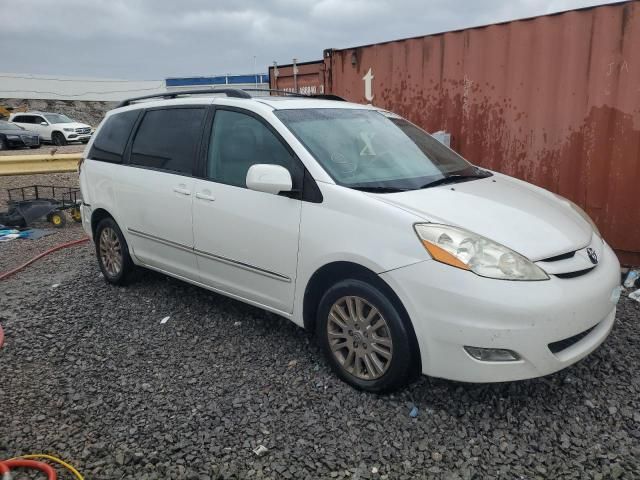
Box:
192;108;303;313
116;106;206;280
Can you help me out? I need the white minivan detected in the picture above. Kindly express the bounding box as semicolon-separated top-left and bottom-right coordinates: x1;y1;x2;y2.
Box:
79;89;621;392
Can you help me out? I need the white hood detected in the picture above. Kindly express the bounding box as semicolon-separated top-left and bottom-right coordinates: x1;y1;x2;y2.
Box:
61;122;91;129
373;173;593;261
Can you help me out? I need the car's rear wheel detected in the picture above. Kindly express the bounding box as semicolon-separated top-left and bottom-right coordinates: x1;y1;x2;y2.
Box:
52;132;67;146
95;217;133;285
316;279;415;392
0;138;6;150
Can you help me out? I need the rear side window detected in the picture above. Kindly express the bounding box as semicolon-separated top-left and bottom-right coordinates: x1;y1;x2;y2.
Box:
13;115;31;123
89;110;139;163
130;108;205;175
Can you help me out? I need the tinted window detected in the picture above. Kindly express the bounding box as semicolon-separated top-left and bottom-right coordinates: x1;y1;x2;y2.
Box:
89;110;139;163
13;115;31;123
131;108;205;175
33;116;46;125
207;109;300;188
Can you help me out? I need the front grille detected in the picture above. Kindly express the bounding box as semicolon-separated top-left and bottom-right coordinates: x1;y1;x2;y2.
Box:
554;267;595;279
540;250;576;262
548;324;597;354
75;127;91;134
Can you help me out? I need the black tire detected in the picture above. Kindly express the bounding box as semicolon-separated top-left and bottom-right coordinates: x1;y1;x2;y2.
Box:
52;132;67;146
95;217;134;285
30;145;41;149
316;279;416;393
70;207;82;223
47;210;67;228
0;137;6;151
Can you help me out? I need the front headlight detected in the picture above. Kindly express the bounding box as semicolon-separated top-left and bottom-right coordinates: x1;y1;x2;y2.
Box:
63;128;74;132
414;224;549;281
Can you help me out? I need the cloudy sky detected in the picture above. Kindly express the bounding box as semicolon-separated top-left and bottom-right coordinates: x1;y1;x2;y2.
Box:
0;0;621;80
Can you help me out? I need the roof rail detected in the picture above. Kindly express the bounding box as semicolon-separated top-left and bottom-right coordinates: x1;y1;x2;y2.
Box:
241;88;346;101
115;88;346;108
116;88;252;108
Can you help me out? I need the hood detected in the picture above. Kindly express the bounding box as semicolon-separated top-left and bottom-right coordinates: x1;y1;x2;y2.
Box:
59;122;91;129
373;173;593;261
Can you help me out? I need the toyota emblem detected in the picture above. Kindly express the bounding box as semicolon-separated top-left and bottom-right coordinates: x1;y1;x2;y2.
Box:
587;247;598;265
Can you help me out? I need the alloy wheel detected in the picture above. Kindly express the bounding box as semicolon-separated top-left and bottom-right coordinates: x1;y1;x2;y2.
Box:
99;227;122;277
327;296;393;380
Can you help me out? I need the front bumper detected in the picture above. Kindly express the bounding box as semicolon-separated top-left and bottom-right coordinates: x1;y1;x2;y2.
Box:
380;241;621;382
64;132;92;142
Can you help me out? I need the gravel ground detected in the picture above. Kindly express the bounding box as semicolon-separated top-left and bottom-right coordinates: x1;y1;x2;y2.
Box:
0;144;85;157
0;172;85;272
0;241;639;479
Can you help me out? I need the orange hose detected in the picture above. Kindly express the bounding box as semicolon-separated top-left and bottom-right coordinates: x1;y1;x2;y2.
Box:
0;459;57;479
0;237;89;281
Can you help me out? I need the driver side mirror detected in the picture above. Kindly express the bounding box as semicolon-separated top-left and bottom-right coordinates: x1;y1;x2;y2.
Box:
246;164;292;195
40;122;48;126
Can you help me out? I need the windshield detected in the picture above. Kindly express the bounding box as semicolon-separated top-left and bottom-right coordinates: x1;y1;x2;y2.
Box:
44;114;73;124
275;108;482;191
0;121;24;131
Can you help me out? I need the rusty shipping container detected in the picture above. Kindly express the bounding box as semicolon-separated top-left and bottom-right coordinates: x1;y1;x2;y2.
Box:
269;60;325;95
322;1;640;266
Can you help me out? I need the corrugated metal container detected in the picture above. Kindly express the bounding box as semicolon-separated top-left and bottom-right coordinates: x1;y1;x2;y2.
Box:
269;60;325;95
323;1;640;266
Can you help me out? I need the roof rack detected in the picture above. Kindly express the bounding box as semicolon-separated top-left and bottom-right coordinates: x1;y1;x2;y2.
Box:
116;88;252;108
241;88;346;101
116;87;346;108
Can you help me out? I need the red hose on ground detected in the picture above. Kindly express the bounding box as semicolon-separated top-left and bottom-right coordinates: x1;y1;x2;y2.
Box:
0;459;57;479
0;237;89;281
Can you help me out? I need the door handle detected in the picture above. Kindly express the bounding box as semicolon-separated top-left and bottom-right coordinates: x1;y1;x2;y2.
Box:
173;186;191;196
195;192;216;202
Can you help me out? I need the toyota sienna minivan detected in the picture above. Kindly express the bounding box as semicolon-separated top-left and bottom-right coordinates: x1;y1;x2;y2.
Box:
79;89;621;392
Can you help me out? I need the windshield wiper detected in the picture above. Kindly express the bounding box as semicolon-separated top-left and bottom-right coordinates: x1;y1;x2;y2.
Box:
419;171;492;189
350;185;408;193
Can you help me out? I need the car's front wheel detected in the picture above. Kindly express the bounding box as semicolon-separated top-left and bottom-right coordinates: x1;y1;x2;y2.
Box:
95;217;134;285
316;279;416;393
0;138;7;150
52;132;67;146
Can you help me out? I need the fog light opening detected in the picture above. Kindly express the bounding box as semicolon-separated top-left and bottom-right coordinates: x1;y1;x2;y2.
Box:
464;346;520;362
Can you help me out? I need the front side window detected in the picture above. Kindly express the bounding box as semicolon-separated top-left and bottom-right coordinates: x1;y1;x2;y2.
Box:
89;110;139;163
130;108;206;175
44;114;72;124
33;116;47;125
207;109;301;188
275;108;483;192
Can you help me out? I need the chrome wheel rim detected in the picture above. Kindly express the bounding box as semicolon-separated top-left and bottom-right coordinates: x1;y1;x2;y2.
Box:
99;227;122;277
327;296;393;380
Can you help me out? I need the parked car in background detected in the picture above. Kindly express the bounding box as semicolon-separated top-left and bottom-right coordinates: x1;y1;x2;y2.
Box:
0;120;40;150
79;89;621;392
9;111;92;146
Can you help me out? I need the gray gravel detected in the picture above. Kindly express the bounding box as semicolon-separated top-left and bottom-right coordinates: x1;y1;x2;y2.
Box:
1;243;639;479
1;98;113;127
